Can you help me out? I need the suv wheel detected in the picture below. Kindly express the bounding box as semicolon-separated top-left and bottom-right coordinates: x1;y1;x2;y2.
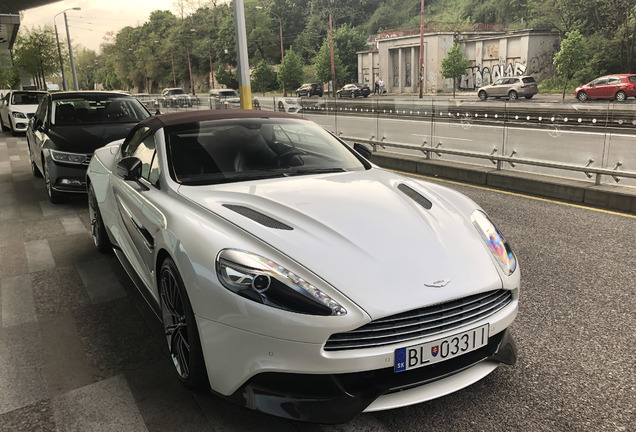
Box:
508;90;518;100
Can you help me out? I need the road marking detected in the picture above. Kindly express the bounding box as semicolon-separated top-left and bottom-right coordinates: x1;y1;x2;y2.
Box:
400;170;636;220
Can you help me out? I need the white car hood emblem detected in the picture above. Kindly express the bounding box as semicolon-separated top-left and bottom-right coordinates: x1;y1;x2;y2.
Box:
424;278;451;288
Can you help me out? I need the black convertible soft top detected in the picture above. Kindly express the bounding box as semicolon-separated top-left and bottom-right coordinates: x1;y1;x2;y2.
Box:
138;109;304;133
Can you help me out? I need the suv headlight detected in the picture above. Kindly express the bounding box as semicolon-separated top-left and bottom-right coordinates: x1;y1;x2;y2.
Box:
50;149;89;164
11;112;27;119
216;249;347;316
471;210;517;275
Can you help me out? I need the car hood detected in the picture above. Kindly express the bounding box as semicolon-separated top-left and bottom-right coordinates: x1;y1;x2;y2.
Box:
177;169;503;319
9;104;39;115
46;124;137;153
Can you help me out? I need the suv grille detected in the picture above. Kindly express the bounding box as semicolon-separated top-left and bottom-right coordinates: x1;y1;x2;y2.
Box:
324;289;512;351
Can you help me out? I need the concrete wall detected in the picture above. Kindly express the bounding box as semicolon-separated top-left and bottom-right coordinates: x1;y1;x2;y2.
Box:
359;29;560;94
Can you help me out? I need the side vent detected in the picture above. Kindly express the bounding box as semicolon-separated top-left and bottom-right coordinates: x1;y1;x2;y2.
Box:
223;205;293;230
398;184;432;210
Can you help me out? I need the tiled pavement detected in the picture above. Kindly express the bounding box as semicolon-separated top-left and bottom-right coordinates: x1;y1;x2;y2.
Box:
0;134;309;431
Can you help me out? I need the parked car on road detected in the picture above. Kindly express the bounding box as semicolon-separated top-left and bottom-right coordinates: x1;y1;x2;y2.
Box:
85;109;519;424
0;90;48;135
296;83;323;97
158;88;193;108
134;93;160;111
574;74;636;101
209;89;241;109
336;83;371;98
26;91;151;203
477;76;538;101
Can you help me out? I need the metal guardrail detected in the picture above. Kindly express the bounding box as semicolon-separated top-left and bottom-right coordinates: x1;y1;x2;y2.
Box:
340;135;636;184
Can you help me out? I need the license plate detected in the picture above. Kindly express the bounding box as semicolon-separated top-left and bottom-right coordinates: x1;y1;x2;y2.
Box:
394;324;489;373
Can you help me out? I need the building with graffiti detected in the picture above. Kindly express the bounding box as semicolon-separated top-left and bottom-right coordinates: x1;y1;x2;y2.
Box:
357;28;560;95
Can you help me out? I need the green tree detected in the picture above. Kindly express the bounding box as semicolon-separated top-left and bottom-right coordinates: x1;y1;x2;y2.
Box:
13;26;59;89
315;40;345;93
215;67;239;89
441;43;470;98
251;60;278;94
332;24;368;84
74;48;98;90
553;30;588;100
277;46;303;96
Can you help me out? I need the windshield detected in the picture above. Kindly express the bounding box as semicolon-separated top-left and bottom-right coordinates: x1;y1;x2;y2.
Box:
167;89;186;95
219;90;239;98
51;96;150;126
166;118;367;185
11;92;46;105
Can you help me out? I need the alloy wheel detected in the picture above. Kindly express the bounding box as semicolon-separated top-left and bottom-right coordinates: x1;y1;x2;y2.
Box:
160;265;191;380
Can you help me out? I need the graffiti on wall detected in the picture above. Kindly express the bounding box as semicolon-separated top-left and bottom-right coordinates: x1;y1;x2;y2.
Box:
459;52;554;90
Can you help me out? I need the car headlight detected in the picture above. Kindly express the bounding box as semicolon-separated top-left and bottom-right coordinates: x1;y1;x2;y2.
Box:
471;210;517;275
11;112;27;119
216;249;347;316
50;149;89;164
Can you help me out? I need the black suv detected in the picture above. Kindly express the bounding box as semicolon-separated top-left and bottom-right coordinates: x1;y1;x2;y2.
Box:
296;83;323;97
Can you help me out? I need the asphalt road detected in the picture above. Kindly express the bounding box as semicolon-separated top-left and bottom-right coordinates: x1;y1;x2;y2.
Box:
1;129;634;431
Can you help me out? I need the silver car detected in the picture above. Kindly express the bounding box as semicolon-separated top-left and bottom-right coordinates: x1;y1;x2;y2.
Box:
477;76;538;101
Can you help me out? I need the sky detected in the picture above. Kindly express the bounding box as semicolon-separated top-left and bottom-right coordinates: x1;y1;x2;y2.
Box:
20;0;178;53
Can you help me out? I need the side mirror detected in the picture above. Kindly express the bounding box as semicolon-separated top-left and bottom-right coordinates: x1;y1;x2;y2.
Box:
354;143;373;160
117;156;142;181
155;109;161;115
32;117;44;131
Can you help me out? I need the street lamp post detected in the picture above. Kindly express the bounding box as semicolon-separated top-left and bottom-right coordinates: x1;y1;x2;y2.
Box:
53;7;80;91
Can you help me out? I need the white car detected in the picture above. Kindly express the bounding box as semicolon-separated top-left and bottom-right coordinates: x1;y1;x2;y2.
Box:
86;110;519;424
253;96;302;113
0;90;48;135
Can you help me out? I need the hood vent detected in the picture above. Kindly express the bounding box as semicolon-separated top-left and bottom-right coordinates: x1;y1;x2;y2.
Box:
223;204;293;230
398;184;432;210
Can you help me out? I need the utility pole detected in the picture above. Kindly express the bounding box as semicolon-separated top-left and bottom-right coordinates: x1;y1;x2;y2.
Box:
330;14;335;97
418;0;424;98
233;0;252;109
63;11;79;90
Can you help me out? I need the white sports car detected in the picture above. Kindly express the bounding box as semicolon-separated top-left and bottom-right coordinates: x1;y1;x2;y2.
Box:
86;110;519;423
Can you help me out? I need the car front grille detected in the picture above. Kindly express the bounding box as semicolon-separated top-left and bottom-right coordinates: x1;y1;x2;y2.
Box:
324;289;513;351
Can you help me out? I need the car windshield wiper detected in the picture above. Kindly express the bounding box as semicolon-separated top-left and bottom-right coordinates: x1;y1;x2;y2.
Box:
284;168;347;176
180;171;287;185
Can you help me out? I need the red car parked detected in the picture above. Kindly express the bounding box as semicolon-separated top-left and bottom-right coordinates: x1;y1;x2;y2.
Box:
575;74;636;101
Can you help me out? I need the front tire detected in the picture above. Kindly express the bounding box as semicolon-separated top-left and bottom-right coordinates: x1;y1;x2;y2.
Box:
577;91;588;102
159;258;210;391
28;145;42;177
88;184;111;253
0;117;8;132
43;160;64;204
615;91;627;102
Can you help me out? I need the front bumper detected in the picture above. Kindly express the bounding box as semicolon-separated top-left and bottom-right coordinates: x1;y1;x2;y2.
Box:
196;299;517;423
225;329;515;424
48;160;90;193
